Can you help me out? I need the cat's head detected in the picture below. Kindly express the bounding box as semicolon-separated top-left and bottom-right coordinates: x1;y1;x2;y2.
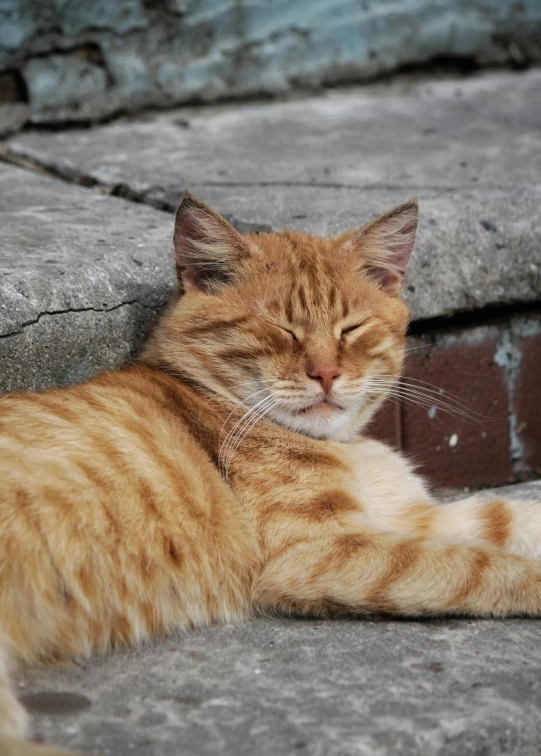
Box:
150;192;418;442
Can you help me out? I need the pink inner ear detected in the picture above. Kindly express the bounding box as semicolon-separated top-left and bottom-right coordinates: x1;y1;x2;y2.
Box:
173;195;250;290
174;209;208;263
174;210;205;288
388;219;417;271
359;201;418;295
368;266;404;295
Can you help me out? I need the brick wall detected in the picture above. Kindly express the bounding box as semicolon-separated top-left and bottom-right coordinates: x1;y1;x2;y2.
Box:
366;313;541;492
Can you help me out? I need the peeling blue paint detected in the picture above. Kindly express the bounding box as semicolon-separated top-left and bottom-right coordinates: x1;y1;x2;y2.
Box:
0;0;540;124
495;317;541;463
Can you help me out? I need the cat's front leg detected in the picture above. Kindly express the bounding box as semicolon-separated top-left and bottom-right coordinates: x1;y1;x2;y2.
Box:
253;520;541;619
344;438;541;558
394;494;541;559
252;451;541;618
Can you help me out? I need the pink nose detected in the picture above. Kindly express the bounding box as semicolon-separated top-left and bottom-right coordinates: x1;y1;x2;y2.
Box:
307;364;341;394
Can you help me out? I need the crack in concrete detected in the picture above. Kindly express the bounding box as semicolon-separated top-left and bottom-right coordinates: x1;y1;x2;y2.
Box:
0;299;160;340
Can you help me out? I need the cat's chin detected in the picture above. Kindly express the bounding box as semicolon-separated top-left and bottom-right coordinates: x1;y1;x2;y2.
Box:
269;404;359;442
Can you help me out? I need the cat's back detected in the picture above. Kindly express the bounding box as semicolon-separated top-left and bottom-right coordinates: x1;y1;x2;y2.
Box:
0;364;220;508
0;365;257;660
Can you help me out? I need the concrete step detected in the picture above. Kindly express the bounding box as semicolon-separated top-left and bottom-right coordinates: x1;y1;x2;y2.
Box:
0;163;172;393
5;69;541;327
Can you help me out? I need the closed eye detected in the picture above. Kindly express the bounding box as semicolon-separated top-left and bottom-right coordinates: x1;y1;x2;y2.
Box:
341;323;365;336
280;326;298;342
266;320;298;341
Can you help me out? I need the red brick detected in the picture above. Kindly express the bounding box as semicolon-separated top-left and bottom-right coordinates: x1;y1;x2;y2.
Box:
401;329;512;489
515;331;541;474
365;399;401;449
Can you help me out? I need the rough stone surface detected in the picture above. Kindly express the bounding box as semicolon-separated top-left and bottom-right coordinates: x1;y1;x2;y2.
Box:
1;0;540;126
8;69;541;191
14;478;541;756
0;305;158;394
8;70;541;322
0;163;173;392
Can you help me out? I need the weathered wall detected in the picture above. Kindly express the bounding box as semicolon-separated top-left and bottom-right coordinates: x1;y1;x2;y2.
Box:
367;314;541;489
1;0;540;130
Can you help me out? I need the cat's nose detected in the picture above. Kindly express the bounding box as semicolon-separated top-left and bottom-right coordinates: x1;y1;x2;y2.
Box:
307;364;341;394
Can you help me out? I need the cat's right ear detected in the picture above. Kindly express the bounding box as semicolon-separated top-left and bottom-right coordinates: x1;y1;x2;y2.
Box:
345;198;419;296
174;192;250;291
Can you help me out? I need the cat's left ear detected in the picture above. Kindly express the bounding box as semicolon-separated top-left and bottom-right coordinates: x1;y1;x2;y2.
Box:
349;198;418;296
174;191;250;291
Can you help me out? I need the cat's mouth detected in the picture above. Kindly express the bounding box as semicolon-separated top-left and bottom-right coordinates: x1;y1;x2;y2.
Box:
296;398;344;418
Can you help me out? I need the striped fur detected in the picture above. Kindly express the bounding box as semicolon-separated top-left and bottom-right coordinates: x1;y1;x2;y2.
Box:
2;194;541;754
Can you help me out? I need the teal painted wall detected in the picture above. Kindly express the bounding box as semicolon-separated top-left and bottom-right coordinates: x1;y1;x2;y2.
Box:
1;0;540;126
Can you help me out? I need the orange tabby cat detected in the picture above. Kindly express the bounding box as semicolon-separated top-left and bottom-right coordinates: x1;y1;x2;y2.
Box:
2;193;541;754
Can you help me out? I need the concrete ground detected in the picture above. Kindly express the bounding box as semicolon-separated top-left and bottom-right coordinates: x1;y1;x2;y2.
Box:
1;68;541;754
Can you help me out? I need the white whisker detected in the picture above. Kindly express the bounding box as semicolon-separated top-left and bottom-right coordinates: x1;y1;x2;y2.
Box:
218;389;272;472
362;375;487;427
222;396;278;480
365;376;487;418
219;394;276;477
224;399;278;474
403;343;436;354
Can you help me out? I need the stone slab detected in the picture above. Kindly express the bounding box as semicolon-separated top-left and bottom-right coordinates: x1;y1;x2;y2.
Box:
0;163;174;392
9;70;541;191
15;482;541;756
7;70;541;323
